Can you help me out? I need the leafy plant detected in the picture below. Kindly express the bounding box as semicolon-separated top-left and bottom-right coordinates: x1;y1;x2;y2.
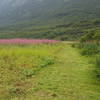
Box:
22;69;35;77
39;57;54;68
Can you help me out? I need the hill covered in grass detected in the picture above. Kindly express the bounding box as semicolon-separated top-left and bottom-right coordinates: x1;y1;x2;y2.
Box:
0;0;100;39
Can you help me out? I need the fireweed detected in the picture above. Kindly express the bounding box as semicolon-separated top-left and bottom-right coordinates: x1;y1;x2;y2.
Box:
0;39;58;45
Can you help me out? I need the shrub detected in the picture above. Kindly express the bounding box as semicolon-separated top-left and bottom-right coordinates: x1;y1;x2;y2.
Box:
71;43;76;48
22;69;36;77
39;57;54;68
79;43;100;55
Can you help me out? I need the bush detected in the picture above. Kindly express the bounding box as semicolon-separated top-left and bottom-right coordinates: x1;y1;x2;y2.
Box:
71;43;76;48
80;29;100;42
79;43;100;55
39;57;54;68
22;69;35;77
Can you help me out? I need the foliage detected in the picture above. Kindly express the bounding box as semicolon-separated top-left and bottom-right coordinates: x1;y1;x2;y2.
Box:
93;30;100;40
78;43;100;55
0;0;100;40
74;42;100;79
0;19;100;40
80;29;100;42
95;55;100;79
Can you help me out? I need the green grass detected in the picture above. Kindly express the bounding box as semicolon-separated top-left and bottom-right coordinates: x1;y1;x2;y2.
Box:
95;54;100;79
0;43;100;100
76;42;100;80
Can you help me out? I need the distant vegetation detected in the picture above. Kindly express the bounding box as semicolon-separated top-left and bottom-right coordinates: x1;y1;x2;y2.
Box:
0;0;100;40
80;29;100;42
0;19;100;40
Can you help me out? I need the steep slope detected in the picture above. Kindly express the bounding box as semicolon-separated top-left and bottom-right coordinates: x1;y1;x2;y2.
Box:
0;0;100;39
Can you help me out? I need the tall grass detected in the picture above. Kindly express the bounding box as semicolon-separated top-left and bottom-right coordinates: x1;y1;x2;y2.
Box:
95;55;100;79
0;43;60;99
74;42;100;80
78;43;100;55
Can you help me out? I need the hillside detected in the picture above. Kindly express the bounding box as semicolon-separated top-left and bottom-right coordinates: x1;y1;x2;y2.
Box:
0;0;100;39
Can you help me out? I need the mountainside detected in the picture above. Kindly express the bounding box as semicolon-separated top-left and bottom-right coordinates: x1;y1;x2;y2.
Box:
0;0;100;39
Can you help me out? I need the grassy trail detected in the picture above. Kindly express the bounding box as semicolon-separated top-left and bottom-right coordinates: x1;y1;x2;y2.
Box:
24;43;100;100
1;43;100;100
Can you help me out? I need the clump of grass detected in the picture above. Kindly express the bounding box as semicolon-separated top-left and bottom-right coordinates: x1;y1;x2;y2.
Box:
22;69;36;77
21;57;55;77
39;57;55;68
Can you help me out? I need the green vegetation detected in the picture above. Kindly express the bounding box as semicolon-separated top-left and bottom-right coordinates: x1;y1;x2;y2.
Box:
74;30;100;82
0;0;100;40
0;0;100;99
80;29;100;42
78;43;100;55
95;55;100;79
78;42;100;81
0;43;100;100
0;19;100;40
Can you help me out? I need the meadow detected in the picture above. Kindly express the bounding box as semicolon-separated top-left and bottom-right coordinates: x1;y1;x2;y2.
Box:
0;40;59;99
0;40;100;100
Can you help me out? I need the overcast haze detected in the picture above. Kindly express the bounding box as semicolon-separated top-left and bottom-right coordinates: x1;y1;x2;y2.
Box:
0;0;100;26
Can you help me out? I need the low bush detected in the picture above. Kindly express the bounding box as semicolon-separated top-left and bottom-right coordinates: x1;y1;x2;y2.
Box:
39;57;55;68
78;43;100;55
22;69;36;77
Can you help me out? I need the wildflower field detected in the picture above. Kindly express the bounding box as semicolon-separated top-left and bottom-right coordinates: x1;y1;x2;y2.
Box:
0;39;58;45
0;39;100;100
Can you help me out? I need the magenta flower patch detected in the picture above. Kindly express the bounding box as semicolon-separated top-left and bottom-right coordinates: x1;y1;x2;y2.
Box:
0;39;58;45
